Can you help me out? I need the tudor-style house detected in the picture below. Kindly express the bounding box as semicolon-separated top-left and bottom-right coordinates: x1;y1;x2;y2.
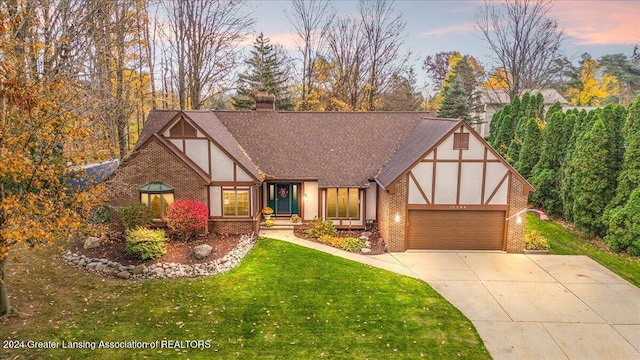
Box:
110;97;532;253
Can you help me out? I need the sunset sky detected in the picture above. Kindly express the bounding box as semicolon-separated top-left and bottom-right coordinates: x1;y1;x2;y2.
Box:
246;0;640;91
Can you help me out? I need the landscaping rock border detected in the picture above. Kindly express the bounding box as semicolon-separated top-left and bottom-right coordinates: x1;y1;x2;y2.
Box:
60;234;256;280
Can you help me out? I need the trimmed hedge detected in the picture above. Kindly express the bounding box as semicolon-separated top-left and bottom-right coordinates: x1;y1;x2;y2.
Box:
126;227;167;260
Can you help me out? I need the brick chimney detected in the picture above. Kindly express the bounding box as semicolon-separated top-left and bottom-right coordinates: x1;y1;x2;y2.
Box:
254;92;275;111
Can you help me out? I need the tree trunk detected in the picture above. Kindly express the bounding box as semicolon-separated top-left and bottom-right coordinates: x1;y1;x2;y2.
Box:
0;256;10;316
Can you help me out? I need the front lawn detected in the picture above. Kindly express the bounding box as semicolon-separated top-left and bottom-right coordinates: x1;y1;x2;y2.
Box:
527;213;640;287
2;238;489;359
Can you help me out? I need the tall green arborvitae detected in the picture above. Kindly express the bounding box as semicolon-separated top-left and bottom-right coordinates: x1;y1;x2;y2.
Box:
530;106;569;215
604;186;640;255
561;109;590;220
493;104;515;158
232;33;293;110
487;106;505;145
506;92;532;166
571;118;616;237
515;115;543;179
604;95;640;254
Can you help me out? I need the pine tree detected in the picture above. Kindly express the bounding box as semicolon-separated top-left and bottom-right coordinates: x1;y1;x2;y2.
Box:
232;33;293;110
570;118;615;237
437;78;473;121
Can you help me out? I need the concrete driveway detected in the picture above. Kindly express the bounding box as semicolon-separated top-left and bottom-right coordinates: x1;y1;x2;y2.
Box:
262;229;640;359
391;252;640;360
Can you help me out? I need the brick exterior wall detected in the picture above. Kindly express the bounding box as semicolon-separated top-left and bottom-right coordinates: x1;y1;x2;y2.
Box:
506;175;528;253
379;174;408;252
210;220;254;234
109;139;207;209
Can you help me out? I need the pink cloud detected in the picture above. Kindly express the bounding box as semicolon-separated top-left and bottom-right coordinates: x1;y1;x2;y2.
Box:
551;1;640;45
421;23;476;37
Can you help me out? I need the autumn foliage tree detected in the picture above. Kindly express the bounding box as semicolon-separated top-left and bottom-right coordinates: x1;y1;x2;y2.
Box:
0;6;105;316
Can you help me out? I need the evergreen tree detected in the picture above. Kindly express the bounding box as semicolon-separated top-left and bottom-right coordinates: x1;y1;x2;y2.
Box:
515;115;542;179
506;92;532;166
561;109;591;220
489;104;511;154
570;119;615;237
232;33;293;110
604;186;640;255
437;78;473;121
530;107;569;214
605;96;640;218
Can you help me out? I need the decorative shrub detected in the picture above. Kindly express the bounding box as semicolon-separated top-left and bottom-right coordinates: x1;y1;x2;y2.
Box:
317;235;364;252
264;219;275;227
125;227;167;260
117;203;153;230
262;207;274;215
304;218;336;238
342;237;365;252
290;215;301;223
525;230;550;250
164;199;208;241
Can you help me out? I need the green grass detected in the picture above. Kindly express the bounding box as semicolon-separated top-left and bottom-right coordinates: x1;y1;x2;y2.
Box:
527;213;640;287
1;238;489;359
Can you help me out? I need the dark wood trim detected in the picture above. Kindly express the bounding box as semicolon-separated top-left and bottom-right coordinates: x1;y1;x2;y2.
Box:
210;181;256;186
408;171;430;204
431;147;437;204
208;141;212;178
481;147;488;204
456;127;463;204
484;172;509;205
407;204;509;211
419;159;502;163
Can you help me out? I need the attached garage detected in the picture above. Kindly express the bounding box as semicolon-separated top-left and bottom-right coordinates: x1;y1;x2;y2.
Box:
407;210;505;250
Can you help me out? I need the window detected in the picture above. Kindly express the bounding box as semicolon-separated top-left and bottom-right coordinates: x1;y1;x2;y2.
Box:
453;133;470;150
139;181;174;219
326;188;359;218
223;190;249;217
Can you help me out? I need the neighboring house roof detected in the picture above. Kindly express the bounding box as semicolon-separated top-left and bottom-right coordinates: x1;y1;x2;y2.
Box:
480;88;568;105
376;118;461;188
215;111;447;188
66;159;120;190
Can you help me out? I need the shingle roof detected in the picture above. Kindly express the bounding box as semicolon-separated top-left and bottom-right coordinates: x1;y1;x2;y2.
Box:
480;88;568;105
376;118;462;188
215;111;450;188
181;111;261;181
136;110;261;181
134;110;474;188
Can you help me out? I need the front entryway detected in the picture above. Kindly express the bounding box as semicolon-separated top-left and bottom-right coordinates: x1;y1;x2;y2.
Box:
267;183;300;216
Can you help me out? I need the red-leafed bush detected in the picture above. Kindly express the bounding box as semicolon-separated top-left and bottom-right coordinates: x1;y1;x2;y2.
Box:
164;199;208;240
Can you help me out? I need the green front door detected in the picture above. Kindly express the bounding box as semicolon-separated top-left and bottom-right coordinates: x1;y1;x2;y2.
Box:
267;183;300;216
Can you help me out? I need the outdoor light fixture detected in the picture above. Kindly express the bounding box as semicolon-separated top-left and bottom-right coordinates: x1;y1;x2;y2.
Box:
507;208;532;223
394;213;401;223
304;193;308;201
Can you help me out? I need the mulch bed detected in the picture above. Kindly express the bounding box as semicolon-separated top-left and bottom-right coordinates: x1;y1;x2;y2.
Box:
72;232;242;266
294;226;386;255
73;225;385;267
